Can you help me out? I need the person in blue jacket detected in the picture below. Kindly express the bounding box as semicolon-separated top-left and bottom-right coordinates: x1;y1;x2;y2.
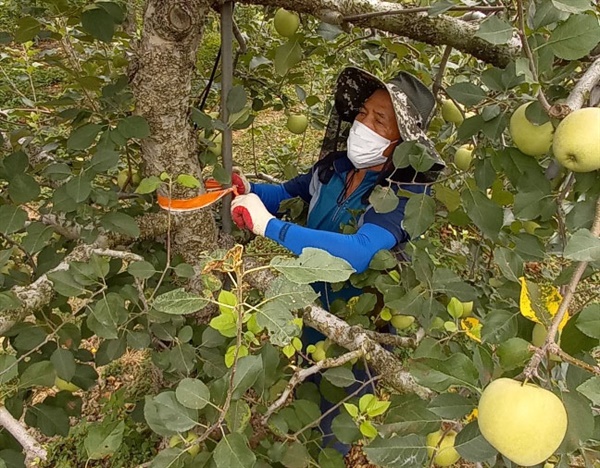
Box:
229;66;444;452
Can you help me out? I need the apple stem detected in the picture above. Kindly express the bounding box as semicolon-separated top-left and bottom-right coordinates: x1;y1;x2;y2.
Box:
524;196;600;380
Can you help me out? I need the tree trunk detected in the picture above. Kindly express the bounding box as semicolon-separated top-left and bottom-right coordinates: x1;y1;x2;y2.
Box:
131;0;218;260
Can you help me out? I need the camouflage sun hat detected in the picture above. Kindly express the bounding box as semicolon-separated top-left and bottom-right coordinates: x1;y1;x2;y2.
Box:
320;66;445;176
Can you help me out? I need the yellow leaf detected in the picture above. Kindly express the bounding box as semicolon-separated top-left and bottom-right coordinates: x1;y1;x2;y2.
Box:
464;408;478;423
461;317;482;343
519;277;569;330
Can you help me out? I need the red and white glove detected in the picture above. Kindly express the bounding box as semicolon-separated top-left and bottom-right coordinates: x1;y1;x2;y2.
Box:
232;167;251;195
231;193;274;236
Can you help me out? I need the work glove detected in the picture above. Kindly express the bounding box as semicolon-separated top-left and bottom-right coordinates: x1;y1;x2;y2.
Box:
232;167;251;195
231;193;274;236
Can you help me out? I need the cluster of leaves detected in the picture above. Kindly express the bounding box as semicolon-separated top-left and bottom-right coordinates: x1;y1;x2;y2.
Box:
0;0;599;467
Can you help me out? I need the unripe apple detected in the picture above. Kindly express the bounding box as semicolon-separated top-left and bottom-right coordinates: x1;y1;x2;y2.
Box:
509;103;554;157
273;8;300;37
390;314;415;330
426;429;460;467
441;99;464;125
531;323;561;362
552;107;600;173
286;114;308;134
55;377;81;392
478;378;568;466
454;144;474;171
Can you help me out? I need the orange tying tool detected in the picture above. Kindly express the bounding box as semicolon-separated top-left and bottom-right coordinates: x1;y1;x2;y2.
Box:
157;179;238;212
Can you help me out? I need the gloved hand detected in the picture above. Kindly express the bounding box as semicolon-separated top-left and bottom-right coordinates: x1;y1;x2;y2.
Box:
232;167;251;195
231;193;274;236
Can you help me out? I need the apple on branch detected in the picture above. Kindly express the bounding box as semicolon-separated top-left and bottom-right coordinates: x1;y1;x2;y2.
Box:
273;8;299;37
509;103;554;157
553;107;600;173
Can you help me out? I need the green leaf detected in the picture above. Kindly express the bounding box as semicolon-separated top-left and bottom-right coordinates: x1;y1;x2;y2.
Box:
232;355;262;400
47;270;88;297
475;16;514;44
173;263;195;278
25;404;69;437
434;185;461;212
67;123;103;150
281;441;310;468
322;367;356;388
446;83;487;107
455;421;497;462
558;391;594;453
360;420;378;439
8;174;40;204
128;261;157;279
0;355;18;385
410;354;479;392
227;85;247;115
364;434;428;468
545;14;600;60
318;448;345;468
551;0;593;13
0;205;28;235
14;16;41;42
369;185;399;214
117;116;150;139
343;403;359;419
532;1;570;29
481;309;519;344
85;420;125;460
575;303;600;339
497;337;533;371
226;400;252;433
175;378;211;410
153;288;208;315
213;433;256;468
428;393;474;419
66;175;92;203
81;7;115;43
430;268;477;301
22;223;54;254
51;349;76;381
149;447;186;468
218;289;237;315
576;377;600;405
274;38;303;76
461;186;503;240
563;228;600;262
100;212;140;237
88;149;120;173
90;292;128;333
331;412;361;444
270;247;355;284
176;174;201;188
146;392;198;434
493;247;523;282
403;194;435;239
136;176;163;194
20;361;55;388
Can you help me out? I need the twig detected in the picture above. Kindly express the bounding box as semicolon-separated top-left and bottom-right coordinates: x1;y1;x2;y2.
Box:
250;172;281;184
515;0;551;112
546;344;600;376
343;5;505;22
0;407;47;463
565;56;600;111
524;196;600;379
433;46;453;97
0;233;36;270
262;349;365;422
360;327;423;348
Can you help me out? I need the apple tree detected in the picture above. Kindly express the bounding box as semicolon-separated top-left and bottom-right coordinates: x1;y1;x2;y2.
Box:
0;0;599;467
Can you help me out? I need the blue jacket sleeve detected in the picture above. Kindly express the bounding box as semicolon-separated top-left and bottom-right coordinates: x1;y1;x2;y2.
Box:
250;183;293;214
264;219;396;273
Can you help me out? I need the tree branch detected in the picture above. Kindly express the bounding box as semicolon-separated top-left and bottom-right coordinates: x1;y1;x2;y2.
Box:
524;195;600;379
565;56;600;111
262;349;365;422
237;0;520;66
0;407;47;463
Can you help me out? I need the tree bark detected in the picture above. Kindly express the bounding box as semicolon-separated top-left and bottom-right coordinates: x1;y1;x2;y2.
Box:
238;0;520;67
131;0;219;261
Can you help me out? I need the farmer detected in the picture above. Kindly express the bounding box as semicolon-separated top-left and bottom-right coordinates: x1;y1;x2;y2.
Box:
230;66;444;452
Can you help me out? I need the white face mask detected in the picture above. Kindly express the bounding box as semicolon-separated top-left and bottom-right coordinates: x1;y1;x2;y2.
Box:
346;120;394;169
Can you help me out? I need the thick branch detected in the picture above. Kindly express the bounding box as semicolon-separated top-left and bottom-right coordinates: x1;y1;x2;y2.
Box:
304;305;434;399
565;56;600;111
0;407;47;463
237;0;520;66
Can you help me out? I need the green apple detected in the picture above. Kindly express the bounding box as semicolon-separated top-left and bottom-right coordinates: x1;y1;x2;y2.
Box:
286;114;308;134
531;323;561;362
441;99;464;125
55;377;81;392
509;103;554;157
274;8;300;37
454;144;474;171
390;314;415;330
426;429;460;467
553;107;600;172
478;378;568;466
